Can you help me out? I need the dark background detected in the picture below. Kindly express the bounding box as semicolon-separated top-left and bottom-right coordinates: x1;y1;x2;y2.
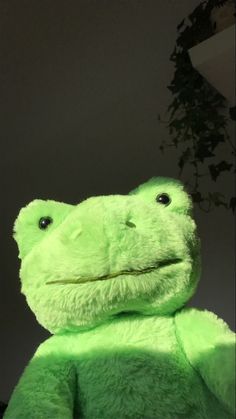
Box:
0;0;235;404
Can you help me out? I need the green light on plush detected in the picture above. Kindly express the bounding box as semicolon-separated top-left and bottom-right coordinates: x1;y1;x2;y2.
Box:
4;177;235;419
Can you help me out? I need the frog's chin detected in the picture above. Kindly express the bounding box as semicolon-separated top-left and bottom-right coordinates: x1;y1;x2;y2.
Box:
45;258;182;286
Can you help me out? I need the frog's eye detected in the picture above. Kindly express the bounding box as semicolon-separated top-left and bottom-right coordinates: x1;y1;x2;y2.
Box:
38;216;53;230
156;193;171;206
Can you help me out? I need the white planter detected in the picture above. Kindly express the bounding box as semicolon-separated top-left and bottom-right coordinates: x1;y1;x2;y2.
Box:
188;25;235;105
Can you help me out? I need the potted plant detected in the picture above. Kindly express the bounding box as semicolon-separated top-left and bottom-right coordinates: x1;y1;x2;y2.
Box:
159;0;236;211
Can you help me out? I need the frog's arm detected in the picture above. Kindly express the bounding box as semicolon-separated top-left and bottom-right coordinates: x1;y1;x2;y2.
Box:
175;308;235;416
4;337;76;419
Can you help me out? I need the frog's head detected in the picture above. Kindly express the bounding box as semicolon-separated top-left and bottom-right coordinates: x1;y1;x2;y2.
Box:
14;177;201;333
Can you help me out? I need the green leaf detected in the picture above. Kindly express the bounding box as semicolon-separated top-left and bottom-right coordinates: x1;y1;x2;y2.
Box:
229;197;236;212
191;192;203;203
195;143;215;162
177;19;185;31
209;161;233;181
178;148;192;172
208;192;228;208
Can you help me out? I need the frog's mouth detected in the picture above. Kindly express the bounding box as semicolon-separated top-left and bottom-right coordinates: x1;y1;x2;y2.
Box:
46;258;182;285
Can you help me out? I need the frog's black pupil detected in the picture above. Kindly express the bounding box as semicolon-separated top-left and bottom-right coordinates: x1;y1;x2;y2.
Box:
156;193;171;205
39;217;53;230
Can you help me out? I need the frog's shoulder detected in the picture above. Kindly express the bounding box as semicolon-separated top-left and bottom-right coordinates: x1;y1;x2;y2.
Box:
174;307;232;335
174;307;234;359
35;333;79;357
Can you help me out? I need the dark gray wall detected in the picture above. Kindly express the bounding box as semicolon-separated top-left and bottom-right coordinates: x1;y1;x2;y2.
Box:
0;0;235;403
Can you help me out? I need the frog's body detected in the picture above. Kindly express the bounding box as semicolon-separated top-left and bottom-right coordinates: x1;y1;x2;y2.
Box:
31;313;231;419
4;178;235;419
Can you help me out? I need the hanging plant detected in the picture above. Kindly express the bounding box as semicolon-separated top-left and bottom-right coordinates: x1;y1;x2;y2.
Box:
159;0;236;212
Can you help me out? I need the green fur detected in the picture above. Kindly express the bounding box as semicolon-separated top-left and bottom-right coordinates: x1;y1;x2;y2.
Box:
4;177;235;418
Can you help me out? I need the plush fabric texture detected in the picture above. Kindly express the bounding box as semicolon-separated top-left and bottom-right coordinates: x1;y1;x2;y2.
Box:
4;177;235;419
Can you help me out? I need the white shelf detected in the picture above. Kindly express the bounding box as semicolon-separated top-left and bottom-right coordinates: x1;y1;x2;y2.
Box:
189;24;235;105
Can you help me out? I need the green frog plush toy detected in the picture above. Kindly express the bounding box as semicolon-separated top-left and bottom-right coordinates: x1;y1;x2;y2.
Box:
4;177;235;419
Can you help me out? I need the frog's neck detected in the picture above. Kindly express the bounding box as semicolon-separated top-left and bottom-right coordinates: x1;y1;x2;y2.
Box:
55;311;174;336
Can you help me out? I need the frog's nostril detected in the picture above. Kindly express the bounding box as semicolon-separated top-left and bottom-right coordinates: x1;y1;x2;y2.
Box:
125;220;136;228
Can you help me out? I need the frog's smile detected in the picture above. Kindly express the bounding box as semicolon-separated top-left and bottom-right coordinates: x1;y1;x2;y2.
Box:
46;258;182;285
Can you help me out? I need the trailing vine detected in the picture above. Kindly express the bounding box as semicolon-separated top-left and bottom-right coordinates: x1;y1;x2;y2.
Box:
159;0;236;212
